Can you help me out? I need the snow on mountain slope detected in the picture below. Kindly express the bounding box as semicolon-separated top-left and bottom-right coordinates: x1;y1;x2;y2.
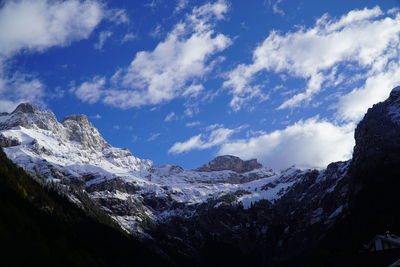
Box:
0;103;321;233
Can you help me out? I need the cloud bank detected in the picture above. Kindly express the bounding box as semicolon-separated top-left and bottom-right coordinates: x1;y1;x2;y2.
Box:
0;0;104;111
0;0;103;58
224;7;400;116
219;118;355;170
74;0;231;109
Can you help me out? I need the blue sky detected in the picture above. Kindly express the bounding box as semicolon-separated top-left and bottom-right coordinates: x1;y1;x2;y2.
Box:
1;0;400;170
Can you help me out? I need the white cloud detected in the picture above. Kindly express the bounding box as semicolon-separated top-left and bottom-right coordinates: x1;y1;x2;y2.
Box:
388;7;400;15
131;135;139;142
107;8;129;25
175;0;189;13
71;76;105;104
245;129;267;138
91;114;102;119
0;0;104;111
149;24;163;39
169;126;236;154
204;123;224;131
94;31;113;50
267;0;285;16
219;118;355;170
169;135;202;154
183;101;200;118
219;6;400;172
164;112;177;122
0;0;103;58
336;58;400;121
224;7;400;112
186;121;201;127
100;0;231;109
122;33;137;43
0;73;45;112
147;133;161;142
144;0;161;11
182;84;204;97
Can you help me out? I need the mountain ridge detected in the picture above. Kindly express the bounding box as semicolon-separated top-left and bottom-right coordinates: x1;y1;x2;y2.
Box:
1;86;400;266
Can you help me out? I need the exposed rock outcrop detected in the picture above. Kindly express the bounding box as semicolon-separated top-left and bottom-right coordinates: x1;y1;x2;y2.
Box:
0;103;61;132
62;114;109;151
195;155;263;173
0;134;20;147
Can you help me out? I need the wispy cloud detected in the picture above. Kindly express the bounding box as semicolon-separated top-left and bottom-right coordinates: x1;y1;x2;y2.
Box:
91;114;102;119
174;0;189;13
147;133;161;142
186;121;201;127
267;0;285;16
106;8;129;24
149;24;163;38
168;125;241;154
164;112;177;122
204;123;224;131
94;31;113;50
122;33;137;43
131;135;139;142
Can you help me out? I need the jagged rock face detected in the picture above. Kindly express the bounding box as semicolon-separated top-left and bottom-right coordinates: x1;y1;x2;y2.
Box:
195;155;263;173
62;114;109;151
0;103;61;133
352;88;400;187
0;104;108;152
0;134;20;147
86;178;140;194
152;164;184;176
13;102;40;113
332;86;400;256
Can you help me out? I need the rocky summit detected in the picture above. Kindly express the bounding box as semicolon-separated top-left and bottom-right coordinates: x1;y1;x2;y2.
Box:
1;87;400;266
195;155;263;173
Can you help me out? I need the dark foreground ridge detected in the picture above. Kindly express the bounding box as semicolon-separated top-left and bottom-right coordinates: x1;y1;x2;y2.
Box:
0;148;169;267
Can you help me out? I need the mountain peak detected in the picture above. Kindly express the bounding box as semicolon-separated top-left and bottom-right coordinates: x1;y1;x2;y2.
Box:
0;102;60;132
195;155;263;173
61;114;89;124
11;102;40;114
389;85;400;98
61;114;108;151
391;85;400;92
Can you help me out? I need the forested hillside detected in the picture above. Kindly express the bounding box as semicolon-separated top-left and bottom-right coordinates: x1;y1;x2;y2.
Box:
0;148;168;267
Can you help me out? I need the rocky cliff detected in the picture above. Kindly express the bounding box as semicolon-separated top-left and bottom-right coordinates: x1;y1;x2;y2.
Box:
195;155;263;173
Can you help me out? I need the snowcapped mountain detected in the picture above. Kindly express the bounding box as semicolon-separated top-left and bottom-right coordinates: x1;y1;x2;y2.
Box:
2;86;400;265
0;103;285;233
